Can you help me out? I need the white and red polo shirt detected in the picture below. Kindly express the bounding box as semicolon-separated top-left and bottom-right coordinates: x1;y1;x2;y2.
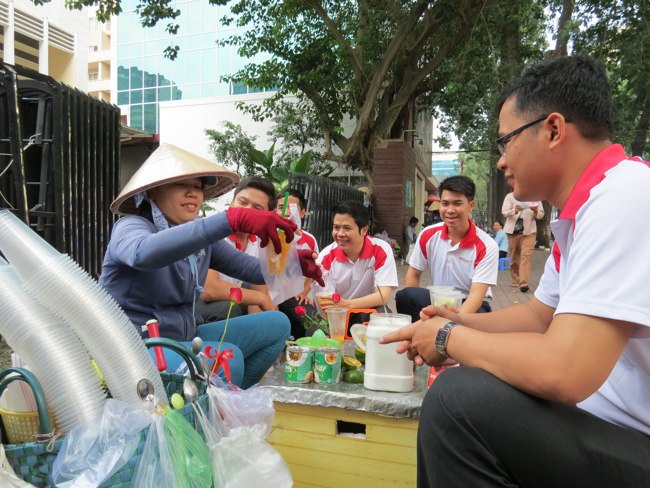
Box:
410;220;498;297
317;236;398;299
533;144;650;435
219;234;260;285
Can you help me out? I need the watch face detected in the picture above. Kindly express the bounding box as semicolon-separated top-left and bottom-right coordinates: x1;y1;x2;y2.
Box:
435;328;450;357
435;322;456;358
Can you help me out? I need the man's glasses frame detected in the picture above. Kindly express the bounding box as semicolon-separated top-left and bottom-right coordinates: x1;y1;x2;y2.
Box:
495;114;549;156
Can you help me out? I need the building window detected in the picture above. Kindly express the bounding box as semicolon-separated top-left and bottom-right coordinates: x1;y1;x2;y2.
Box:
88;72;99;81
89;45;99;52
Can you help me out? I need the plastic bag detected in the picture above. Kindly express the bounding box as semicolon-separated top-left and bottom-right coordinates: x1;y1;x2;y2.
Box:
163;408;212;488
0;445;36;487
52;399;153;488
208;376;275;437
196;379;292;487
259;232;304;305
131;411;175;488
211;423;293;488
132;406;212;488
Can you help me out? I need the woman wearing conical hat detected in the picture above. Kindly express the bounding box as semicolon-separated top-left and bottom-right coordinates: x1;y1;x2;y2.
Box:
99;144;323;388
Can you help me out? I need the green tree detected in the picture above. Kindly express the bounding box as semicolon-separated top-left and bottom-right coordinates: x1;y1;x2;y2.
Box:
573;0;650;159
205;121;257;175
214;0;499;184
266;99;333;175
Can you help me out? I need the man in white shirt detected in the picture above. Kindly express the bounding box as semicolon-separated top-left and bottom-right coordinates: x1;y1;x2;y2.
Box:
275;187;320;339
382;55;650;487
317;200;398;333
197;177;277;320
396;175;499;322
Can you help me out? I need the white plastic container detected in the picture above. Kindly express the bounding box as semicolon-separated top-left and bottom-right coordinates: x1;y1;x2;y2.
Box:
364;313;414;392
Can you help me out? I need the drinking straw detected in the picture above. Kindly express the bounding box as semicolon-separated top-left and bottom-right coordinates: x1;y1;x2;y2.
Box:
376;284;390;319
281;191;289;217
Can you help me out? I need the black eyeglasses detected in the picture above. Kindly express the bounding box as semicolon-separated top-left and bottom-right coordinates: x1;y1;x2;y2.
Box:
495;114;549;156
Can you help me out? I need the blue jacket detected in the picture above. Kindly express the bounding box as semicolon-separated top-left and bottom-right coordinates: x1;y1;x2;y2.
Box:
99;211;263;341
494;229;509;253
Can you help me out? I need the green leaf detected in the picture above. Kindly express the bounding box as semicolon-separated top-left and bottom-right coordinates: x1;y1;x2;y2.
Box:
289;150;312;173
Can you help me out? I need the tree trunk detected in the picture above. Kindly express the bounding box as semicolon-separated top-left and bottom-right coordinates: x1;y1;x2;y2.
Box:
631;94;650;157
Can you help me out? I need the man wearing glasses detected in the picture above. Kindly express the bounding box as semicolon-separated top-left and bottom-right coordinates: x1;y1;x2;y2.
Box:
382;55;650;487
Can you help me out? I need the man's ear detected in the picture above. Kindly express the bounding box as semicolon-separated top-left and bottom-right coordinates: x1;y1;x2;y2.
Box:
147;188;157;201
469;199;475;212
361;225;369;236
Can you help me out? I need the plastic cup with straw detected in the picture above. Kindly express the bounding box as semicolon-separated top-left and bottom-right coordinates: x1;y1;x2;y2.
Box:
268;191;291;274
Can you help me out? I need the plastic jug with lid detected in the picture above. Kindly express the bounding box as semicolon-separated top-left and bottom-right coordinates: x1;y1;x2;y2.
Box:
364;313;414;392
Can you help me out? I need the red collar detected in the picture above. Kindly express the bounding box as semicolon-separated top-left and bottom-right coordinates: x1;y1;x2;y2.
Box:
440;219;478;249
227;233;257;251
332;236;373;262
559;144;627;220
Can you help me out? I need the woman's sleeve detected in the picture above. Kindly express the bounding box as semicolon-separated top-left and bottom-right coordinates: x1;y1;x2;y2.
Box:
109;213;233;270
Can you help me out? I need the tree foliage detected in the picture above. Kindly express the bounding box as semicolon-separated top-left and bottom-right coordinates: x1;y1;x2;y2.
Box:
205;121;257;175
266;99;333;175
572;0;650;158
212;0;499;181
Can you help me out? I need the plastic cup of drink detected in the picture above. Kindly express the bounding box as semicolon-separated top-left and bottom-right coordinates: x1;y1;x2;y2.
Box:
267;229;291;275
325;307;348;343
431;290;463;310
315;290;334;315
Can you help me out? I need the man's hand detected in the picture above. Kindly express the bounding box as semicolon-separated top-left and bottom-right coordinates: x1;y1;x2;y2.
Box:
226;207;296;254
380;316;452;366
298;250;325;287
419;305;461;323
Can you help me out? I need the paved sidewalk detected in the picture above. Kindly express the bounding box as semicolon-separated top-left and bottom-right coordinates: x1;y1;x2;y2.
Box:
390;248;550;312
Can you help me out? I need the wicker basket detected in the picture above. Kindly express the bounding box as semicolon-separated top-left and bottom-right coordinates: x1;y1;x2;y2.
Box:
2;339;209;487
0;405;56;445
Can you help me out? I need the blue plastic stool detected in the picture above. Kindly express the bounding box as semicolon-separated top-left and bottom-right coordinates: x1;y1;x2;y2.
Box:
499;257;511;271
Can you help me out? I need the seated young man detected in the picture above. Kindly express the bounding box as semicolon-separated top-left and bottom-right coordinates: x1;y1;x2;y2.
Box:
317;200;398;332
197;176;277;321
275;187;320;339
396;175;499;322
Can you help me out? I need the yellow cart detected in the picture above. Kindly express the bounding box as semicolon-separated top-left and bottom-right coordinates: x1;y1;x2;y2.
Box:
259;365;428;487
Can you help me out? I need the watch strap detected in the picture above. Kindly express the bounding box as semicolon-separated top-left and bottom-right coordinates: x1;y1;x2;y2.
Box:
435;321;458;358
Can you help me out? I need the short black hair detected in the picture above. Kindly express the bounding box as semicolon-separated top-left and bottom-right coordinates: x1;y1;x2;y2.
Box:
331;200;368;230
439;175;476;201
409;216;419;225
496;55;613;141
233;176;276;210
277;187;306;210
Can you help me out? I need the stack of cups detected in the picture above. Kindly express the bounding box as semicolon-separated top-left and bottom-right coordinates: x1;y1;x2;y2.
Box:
0;210;166;405
0;259;106;433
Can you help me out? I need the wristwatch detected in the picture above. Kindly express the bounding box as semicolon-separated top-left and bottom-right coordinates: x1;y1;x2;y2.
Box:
435;321;458;358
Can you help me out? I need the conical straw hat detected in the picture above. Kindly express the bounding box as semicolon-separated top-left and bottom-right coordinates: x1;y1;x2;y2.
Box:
111;143;240;215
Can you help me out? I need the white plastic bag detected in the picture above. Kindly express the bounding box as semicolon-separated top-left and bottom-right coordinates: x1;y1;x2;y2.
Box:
196;379;292;487
211;424;293;488
131;413;176;488
0;445;36;487
52;399;153;488
259;235;304;305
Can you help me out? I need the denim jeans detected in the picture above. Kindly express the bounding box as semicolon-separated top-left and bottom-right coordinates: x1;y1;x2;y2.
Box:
151;311;290;389
396;287;491;322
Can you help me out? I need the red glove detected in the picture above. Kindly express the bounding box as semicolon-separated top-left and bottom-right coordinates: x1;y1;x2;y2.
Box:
298;249;325;287
226;207;296;254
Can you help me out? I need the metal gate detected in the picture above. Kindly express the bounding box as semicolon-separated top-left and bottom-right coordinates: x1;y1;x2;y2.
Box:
288;173;369;250
0;62;121;277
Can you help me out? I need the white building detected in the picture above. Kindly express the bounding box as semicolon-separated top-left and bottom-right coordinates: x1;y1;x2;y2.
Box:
0;0;88;89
